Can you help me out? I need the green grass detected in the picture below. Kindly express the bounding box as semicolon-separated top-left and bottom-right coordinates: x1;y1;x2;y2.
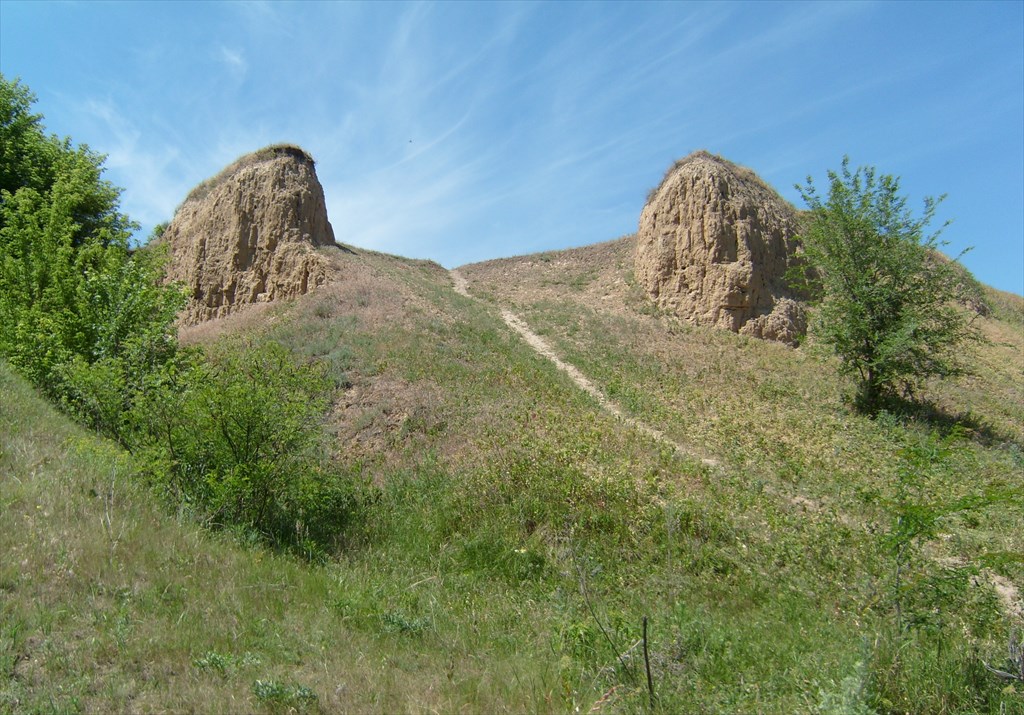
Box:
461;241;1024;712
0;364;571;713
3;243;1022;713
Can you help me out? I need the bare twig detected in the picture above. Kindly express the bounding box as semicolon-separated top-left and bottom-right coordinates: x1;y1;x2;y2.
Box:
982;662;1022;681
571;546;638;685
102;468;125;552
983;629;1023;681
587;685;619;713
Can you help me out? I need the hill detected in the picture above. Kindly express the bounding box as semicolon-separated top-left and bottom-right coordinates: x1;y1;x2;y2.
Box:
2;149;1022;713
3;242;703;712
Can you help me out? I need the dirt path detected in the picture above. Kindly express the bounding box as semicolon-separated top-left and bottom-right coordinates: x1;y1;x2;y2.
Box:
452;270;717;467
452;270;1023;620
451;270;470;297
989;572;1024;623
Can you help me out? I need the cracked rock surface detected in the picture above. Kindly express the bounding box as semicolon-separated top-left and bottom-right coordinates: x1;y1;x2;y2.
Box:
634;151;806;344
160;145;336;324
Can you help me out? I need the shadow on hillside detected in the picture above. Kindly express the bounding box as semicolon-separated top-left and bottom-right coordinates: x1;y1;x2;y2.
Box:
881;396;1021;450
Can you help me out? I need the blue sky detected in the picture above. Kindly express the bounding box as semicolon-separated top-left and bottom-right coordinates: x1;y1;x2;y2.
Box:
2;1;1022;294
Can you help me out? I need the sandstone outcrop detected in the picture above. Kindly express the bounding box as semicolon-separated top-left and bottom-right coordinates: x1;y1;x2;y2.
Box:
160;145;336;324
634;151;805;344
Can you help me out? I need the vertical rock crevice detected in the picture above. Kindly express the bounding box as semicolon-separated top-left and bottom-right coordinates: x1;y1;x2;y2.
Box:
634;151;806;345
159;145;336;324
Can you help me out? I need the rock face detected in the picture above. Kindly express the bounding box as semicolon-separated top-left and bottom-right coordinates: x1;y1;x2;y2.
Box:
160;145;336;324
634;151;806;344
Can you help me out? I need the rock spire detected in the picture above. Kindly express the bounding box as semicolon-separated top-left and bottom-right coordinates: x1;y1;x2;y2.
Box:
159;145;336;324
634;151;806;344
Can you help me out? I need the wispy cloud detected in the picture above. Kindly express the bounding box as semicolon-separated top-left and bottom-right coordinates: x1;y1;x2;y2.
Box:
78;99;194;234
217;46;247;78
11;1;1015;290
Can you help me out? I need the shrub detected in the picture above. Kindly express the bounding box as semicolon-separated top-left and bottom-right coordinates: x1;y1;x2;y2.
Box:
1;77;358;559
130;340;363;554
0;74;185;406
252;679;317;710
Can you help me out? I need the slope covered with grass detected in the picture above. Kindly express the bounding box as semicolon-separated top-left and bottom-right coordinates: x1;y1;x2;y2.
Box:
461;237;1024;712
3;238;1022;713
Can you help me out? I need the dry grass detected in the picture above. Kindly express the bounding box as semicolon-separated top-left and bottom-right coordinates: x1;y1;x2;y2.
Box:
180;144;315;207
643;149;798;208
461;235;1024;594
459;235;637;315
460;236;1024;446
985;284;1024;325
0;364;582;714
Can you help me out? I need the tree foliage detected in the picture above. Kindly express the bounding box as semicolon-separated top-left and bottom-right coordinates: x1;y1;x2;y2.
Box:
0;76;361;557
793;158;980;411
0;74;184;399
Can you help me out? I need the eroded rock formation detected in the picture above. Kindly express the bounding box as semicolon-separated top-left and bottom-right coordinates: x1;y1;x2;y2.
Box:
634;151;806;344
160;145;336;324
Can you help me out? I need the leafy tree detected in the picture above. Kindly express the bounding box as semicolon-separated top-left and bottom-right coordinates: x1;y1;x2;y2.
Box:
0;76;58;197
0;74;184;402
0;76;358;557
793;158;980;411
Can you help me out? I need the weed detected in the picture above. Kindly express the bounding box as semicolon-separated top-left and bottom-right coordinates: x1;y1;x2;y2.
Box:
815;660;873;715
379;611;431;636
252;679;318;711
193;650;261;675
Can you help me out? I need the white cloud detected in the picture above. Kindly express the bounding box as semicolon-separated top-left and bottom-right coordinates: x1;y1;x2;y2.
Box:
77;99;194;235
217;46;248;78
21;1;1015;290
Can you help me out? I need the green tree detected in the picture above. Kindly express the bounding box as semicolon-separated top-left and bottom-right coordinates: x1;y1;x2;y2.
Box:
793;158;980;412
0;76;358;556
0;76;59;197
0;74;183;404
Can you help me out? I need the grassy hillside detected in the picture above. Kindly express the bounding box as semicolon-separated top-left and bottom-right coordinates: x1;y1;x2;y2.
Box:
3;240;1022;713
460;237;1024;710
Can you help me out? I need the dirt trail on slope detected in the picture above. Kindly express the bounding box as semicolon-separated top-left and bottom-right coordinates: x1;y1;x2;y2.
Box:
451;270;471;297
451;269;717;467
452;269;1023;621
988;572;1024;623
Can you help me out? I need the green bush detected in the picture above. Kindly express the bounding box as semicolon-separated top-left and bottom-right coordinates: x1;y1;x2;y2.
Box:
130;340;363;555
0;74;185;406
252;679;317;711
1;77;359;559
54;247;185;440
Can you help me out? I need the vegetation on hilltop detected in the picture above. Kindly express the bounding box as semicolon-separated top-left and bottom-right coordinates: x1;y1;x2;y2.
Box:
985;284;1024;326
644;149;798;208
6;238;1023;710
181;143;315;206
462;236;1023;712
